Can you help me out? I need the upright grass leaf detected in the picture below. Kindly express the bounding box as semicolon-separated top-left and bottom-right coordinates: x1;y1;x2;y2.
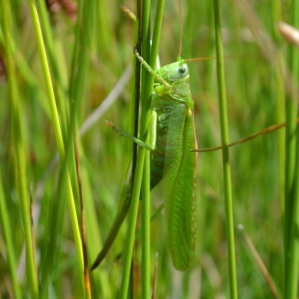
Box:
118;0;151;296
36;0;69;136
33;0;81;292
139;0;151;297
25;0;84;296
212;0;238;298
1;1;39;298
0;170;22;299
67;1;98;298
270;0;285;205
41;0;98;296
283;0;299;297
118;0;165;297
141;1;166;297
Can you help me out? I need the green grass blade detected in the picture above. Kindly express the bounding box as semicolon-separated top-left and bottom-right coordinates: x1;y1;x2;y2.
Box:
213;0;238;298
141;0;166;296
1;2;39;298
26;0;65;155
141;149;151;297
25;0;85;295
283;0;299;297
0;172;22;299
118;0;166;297
118;0;151;295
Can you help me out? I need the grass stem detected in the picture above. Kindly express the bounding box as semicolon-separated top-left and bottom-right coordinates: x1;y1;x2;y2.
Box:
213;0;238;298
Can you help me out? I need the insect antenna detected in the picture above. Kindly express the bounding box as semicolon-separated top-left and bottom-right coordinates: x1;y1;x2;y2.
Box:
185;55;252;63
185;56;217;62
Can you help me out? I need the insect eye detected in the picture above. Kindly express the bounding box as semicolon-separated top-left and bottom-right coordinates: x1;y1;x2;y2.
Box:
179;67;186;74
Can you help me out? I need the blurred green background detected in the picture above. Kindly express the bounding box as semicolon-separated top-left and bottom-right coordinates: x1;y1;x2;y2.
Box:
0;0;293;298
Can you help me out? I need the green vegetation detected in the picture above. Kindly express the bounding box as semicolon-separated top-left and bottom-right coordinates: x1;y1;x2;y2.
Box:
0;0;298;298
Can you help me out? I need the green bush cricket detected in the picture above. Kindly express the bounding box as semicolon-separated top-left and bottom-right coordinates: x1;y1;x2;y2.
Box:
90;27;289;273
91;47;201;271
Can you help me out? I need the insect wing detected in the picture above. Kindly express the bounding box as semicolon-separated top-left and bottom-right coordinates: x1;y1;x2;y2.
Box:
162;101;198;271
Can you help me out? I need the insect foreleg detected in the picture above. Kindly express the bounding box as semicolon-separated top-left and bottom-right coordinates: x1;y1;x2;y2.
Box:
105;114;157;151
134;50;170;89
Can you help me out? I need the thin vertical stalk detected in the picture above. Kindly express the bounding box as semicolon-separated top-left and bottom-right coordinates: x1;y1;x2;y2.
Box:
26;0;64;155
25;0;84;295
271;0;285;207
42;0;96;295
118;136;147;299
141;1;165;298
118;0;151;296
74;137;92;299
141;150;151;298
212;0;238;298
140;1;151;290
0;169;22;299
119;0;165;297
68;2;97;298
36;0;69;137
1;1;39;298
284;0;299;297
